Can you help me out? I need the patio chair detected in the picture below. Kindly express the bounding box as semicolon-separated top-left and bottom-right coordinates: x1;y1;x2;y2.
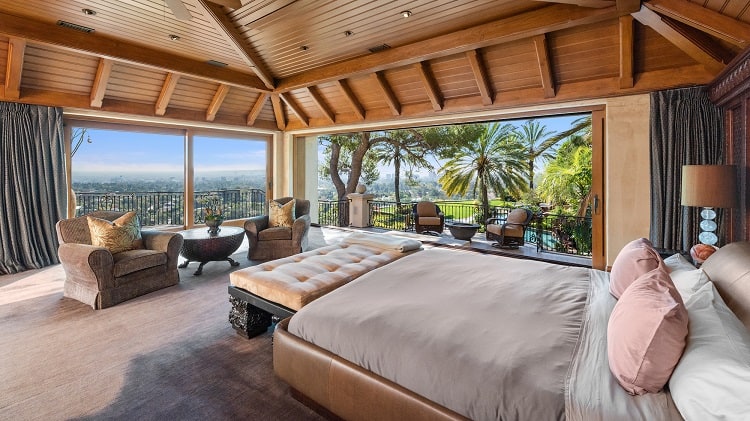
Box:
56;211;184;309
412;201;444;235
244;197;311;260
486;208;534;249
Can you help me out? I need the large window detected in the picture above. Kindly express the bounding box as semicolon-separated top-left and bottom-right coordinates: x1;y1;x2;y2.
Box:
68;121;269;227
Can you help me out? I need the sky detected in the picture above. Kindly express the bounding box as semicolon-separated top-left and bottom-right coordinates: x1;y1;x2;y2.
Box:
71;127;268;178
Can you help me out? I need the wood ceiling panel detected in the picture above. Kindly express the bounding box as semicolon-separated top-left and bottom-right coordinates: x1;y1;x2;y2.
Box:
257;99;275;122
693;0;750;21
549;21;619;84
169;77;219;111
21;44;98;95
382;66;430;106
315;81;350;118
106;62;165;104
347;74;388;111
235;0;542;78
429;54;480;100
217;87;258;117
286;89;322;120
0;35;8;83
634;22;697;73
483;40;542;92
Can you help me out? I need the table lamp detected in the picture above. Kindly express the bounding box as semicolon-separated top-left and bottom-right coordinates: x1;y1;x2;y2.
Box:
681;164;738;246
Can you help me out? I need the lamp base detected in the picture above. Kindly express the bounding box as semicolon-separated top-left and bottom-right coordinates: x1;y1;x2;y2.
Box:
698;207;718;246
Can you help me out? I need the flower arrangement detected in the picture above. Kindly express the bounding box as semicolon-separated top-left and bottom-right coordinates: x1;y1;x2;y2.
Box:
202;195;225;222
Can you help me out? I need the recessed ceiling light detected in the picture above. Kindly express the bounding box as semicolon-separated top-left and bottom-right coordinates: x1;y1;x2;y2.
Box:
401;10;412;18
301;45;309;51
169;34;180;41
344;30;353;37
82;8;96;16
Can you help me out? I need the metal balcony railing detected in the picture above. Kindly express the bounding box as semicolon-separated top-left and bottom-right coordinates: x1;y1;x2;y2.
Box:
317;199;350;227
74;189;266;226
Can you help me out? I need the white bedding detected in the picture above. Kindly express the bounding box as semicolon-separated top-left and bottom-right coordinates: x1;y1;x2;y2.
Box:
288;248;683;421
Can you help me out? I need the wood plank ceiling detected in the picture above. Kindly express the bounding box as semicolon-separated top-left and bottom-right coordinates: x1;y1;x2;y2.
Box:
0;0;749;132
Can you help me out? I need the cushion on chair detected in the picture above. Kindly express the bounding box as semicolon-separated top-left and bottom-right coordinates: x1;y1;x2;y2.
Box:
416;201;438;217
87;211;144;254
418;216;442;226
506;209;530;224
112;249;167;277
258;226;293;241
269;199;296;227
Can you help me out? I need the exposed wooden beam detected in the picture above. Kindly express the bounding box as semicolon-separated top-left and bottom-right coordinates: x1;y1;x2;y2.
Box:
616;0;641;14
0;11;268;92
271;93;286;130
413;61;443;111
532;34;556;98
335;80;365;120
280;93;309;127
465;50;493;105
4;37;25;100
533;0;615;9
645;0;750;49
197;0;275;89
619;15;634;89
276;4;620;91
632;6;725;75
90;58;113;108
247;93;269;126
155;73;180;116
209;0;242;8
372;72;401;116
306;86;335;124
206;84;231;121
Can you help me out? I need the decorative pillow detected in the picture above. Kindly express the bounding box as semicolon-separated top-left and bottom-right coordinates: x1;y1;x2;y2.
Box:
607;266;688;395
609;238;662;299
269;199;296;228
87;211;143;254
663;253;709;301
662;253;695;273
669;281;750;420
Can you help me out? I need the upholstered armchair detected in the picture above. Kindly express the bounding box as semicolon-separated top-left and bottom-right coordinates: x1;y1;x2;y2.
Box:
56;211;184;309
244;197;311;260
412;201;445;234
485;208;534;249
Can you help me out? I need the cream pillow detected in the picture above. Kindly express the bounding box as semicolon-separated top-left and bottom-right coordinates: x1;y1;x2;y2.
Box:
87;211;143;254
664;253;709;301
669;281;750;420
269;199;296;228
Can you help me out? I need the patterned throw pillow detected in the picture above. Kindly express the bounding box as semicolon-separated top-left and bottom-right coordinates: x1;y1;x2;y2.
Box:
87;211;143;254
269;199;296;228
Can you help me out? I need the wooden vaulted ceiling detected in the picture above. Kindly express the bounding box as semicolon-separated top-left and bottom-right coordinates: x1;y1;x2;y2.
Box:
0;0;749;133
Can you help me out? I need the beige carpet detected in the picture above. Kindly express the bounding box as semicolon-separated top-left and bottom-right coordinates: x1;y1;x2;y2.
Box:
0;227;350;420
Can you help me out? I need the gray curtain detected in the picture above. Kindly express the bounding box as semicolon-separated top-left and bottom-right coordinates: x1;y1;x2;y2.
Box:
0;102;67;274
650;86;725;251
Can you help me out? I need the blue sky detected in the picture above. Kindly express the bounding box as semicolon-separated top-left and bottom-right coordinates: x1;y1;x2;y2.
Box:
71;128;268;177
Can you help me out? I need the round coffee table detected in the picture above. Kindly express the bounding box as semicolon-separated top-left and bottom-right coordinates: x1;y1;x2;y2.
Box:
445;221;480;241
178;226;244;275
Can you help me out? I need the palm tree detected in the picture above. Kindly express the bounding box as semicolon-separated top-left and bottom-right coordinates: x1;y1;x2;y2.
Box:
438;123;527;223
371;129;433;204
514;120;558;188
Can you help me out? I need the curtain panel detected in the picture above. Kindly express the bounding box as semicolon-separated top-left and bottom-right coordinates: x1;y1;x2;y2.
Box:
650;86;725;251
0;102;67;274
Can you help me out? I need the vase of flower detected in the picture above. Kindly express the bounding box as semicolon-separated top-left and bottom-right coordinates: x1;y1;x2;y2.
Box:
205;217;222;235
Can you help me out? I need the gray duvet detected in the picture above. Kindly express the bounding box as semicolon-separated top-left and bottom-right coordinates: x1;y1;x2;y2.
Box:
288;248;682;421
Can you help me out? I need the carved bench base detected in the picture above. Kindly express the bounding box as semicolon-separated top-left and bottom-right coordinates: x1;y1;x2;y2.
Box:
228;285;296;339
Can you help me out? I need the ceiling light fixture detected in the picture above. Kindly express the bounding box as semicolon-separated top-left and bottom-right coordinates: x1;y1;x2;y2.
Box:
344;30;353;37
169;34;181;41
301;45;309;51
82;8;96;16
401;10;412;18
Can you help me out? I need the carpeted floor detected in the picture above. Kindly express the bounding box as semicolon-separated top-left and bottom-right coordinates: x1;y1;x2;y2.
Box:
0;227;350;421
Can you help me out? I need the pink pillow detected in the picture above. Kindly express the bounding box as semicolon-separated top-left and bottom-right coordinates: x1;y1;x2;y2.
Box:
609;238;661;299
607;266;688;395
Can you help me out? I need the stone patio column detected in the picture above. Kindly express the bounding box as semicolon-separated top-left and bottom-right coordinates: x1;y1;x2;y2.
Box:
347;193;374;228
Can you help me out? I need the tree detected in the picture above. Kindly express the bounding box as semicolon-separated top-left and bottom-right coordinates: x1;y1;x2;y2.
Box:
318;132;381;200
438;123;527;223
370;129;433;204
514;119;559;188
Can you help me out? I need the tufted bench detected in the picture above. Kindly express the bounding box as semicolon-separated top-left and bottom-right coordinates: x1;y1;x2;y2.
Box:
228;233;421;338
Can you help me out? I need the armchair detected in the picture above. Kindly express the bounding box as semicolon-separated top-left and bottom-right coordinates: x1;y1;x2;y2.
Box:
244;197;311;260
412;201;445;234
56;211;184;309
486;208;534;249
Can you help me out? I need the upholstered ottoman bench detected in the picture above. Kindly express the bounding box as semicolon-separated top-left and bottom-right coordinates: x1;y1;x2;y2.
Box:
228;233;421;338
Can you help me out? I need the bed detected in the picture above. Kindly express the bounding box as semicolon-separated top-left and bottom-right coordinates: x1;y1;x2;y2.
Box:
273;241;750;420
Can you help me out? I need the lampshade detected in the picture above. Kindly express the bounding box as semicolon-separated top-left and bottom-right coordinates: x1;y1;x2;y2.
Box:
681;165;738;209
